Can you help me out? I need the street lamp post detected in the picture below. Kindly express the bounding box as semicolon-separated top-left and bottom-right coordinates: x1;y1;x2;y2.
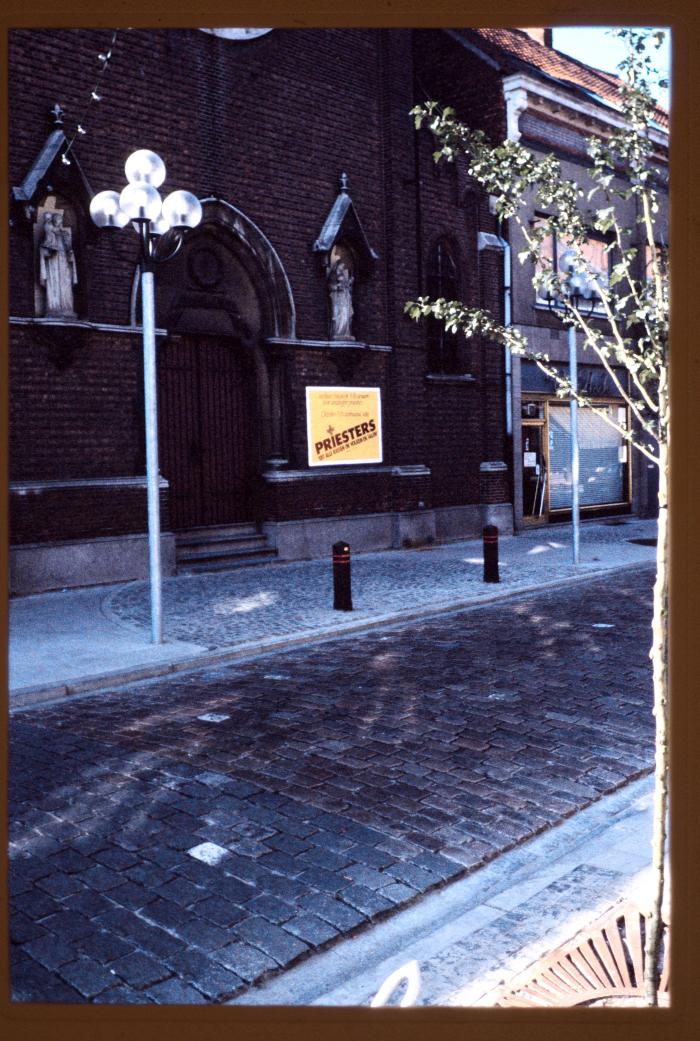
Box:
90;150;202;643
567;316;581;565
551;249;601;566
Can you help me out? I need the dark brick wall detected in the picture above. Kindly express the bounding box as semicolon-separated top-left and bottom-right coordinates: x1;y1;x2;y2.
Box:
262;472;392;524
10;325;144;481
426;382;482;507
480;470;510;504
262;470;432;524
10;486;169;545
412;28;509;503
520;112;591;158
413;29;507;141
9;28;511;547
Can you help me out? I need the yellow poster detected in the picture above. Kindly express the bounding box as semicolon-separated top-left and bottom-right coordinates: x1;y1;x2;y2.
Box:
306;386;382;466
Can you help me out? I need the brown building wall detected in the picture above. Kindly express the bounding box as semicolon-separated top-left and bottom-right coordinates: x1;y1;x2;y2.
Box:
509;105;667;525
9;27;511;560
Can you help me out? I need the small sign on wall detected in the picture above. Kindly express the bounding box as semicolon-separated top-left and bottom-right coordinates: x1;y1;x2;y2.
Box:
306;386;382;466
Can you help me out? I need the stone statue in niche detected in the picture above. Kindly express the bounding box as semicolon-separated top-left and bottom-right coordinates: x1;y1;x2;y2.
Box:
327;244;355;341
38;210;78;318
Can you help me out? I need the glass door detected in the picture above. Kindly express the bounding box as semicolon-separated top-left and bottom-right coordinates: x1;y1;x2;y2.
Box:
521;417;547;520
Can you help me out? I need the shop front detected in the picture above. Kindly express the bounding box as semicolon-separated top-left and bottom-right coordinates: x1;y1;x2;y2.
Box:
519;362;631;525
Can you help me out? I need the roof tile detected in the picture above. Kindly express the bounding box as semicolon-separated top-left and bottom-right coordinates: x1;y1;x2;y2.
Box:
464;28;668;130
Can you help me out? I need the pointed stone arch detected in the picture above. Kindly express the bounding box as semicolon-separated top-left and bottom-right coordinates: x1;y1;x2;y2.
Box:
197;196;296;339
156;197;296;342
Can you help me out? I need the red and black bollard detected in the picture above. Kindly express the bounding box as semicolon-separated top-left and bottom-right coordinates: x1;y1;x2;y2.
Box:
332;540;353;610
483;525;500;583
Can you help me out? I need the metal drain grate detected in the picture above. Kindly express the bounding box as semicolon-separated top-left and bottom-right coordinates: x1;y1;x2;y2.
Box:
494;902;669;1007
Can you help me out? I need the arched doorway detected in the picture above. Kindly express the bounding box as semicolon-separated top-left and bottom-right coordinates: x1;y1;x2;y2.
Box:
154;199;296;534
157;334;258;530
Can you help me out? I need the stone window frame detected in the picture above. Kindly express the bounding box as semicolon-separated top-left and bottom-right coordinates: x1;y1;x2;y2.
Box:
425;235;464;375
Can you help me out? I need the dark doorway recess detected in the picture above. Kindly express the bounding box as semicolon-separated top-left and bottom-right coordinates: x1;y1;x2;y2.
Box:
158;335;258;530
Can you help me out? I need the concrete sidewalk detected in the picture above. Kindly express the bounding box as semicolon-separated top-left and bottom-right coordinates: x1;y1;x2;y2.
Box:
231;773;660;1006
9;516;657;709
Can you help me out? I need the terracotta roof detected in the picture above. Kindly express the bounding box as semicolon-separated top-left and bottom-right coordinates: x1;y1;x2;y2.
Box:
460;28;668;131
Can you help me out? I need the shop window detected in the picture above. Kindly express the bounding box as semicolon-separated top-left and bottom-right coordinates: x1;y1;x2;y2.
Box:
426;238;462;374
533;217;611;313
548;403;629;510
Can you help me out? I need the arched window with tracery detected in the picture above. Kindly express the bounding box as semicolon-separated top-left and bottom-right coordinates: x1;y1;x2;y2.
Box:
426;238;461;373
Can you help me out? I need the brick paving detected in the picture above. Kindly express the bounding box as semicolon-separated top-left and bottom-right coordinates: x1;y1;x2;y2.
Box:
102;518;657;649
9;566;655;1004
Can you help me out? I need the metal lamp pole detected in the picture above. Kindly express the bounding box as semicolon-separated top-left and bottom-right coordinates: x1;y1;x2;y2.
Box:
140;264;162;640
554;250;599;566
90;150;202;643
568;321;580;565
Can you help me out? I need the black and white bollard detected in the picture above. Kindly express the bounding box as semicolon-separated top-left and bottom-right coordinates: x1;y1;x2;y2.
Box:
483;525;500;583
332;540;353;610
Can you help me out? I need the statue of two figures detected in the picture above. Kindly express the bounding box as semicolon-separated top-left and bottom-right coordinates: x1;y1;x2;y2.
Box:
38;209;78;318
327;244;355;341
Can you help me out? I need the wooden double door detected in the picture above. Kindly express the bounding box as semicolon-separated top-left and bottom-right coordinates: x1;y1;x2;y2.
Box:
157;336;258;530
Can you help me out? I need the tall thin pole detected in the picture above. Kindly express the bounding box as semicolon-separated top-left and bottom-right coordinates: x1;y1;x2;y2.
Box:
568;322;580;564
141;267;163;643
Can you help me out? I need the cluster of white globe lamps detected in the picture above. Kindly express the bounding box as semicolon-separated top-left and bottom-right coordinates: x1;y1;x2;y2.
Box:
90;148;202;236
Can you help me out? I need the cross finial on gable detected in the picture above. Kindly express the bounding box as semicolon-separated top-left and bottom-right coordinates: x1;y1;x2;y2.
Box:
50;103;65;127
339;171;349;193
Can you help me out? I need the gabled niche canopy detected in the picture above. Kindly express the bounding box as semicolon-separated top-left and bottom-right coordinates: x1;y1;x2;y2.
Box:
312;172;379;275
12;103;93;220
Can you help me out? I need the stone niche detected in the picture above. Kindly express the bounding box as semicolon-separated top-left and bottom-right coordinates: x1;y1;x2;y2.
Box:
313;173;379;344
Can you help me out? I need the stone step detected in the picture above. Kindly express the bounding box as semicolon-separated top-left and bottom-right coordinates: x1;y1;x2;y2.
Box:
174;524;277;575
177;547;279;574
177;534;272;558
175;523;260;546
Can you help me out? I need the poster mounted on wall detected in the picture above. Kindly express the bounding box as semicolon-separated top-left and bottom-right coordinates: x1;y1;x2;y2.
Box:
306;386;382;466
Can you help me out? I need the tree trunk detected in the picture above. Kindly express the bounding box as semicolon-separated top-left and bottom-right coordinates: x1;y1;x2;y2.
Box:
643;433;669;1004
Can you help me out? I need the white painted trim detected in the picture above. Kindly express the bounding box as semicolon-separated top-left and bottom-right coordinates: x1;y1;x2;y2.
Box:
502;72;668;149
9;316;168;336
503;83;529;142
10;476;169;493
262;464;431;483
266;336;392;353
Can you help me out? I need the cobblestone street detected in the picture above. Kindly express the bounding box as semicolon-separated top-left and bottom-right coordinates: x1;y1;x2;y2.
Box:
10;566;655;1004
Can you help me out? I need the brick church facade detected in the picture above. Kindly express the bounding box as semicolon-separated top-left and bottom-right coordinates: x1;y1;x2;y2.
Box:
8;28;667;594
